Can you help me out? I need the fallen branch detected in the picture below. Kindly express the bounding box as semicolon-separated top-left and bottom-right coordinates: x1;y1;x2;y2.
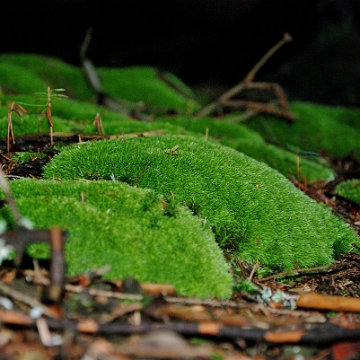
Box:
195;33;295;121
0;313;357;345
80;27;130;116
80;27;152;120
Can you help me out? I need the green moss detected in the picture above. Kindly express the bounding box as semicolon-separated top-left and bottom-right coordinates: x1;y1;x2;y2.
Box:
156;115;333;181
43;135;359;271
1;53;359;292
0;62;48;94
0;54;93;100
246;101;360;160
1;179;232;299
336;180;360;204
0;54;197;111
98;67;199;112
0;94;190;138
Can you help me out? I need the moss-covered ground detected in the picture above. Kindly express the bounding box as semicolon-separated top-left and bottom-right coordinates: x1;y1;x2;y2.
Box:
336;180;360;204
1;179;232;298
0;53;359;298
43;135;358;272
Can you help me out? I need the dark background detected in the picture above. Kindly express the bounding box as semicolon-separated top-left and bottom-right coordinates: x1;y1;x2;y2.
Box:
1;0;360;106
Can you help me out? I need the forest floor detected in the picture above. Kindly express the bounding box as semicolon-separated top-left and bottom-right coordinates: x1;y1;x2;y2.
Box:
0;142;360;360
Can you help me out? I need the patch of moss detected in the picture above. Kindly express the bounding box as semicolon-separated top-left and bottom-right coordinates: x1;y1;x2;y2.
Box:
1;179;232;299
98;67;199;112
0;94;190;139
0;54;197;111
246;101;360;160
0;54;344;179
0;62;48;95
156;115;333;181
43;135;359;271
336;180;360;204
0;54;93;100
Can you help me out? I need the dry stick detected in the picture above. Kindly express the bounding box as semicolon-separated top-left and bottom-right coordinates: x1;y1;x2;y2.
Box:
255;265;332;283
0;312;358;345
46;87;54;146
248;260;259;281
42;318;360;344
7;102;15;157
195;33;293;118
2;129;166;153
48;227;66;303
225;99;296;122
93;112;105;135
80;27;130;116
7;102;26;157
0;281;59;319
244;33;293;83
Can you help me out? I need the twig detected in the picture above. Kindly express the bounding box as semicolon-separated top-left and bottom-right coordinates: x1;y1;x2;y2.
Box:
195;33;293;119
135;165;148;187
255;265;332;283
93;113;105;135
36;318;360;344
244;33;292;83
248;260;259;281
80;27;131;117
7;101;26;157
1;129;166;153
46;87;54;146
48;227;66;303
0;281;60;318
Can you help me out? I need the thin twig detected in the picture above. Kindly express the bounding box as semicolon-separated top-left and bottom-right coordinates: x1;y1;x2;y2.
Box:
2;129;166;153
48;227;66;303
244;33;292;83
248;260;259;281
46;87;54;146
80;27;131;116
195;33;293;118
0;281;60;318
255;265;332;283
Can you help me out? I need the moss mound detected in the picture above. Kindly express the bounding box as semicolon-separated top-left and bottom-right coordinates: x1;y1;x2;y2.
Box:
1;53;359;292
336;180;360;204
156;115;333;181
1;179;232;299
246;102;360;160
0;54;339;181
43;135;359;271
0;53;197;111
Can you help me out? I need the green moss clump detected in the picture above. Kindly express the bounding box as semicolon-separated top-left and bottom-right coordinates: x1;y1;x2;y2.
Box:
98;67;199;112
0;62;48;94
1;179;232;299
336;180;360;204
246;101;360;160
156;115;333;181
0;54;197;112
0;94;190;139
0;54;93;100
43;135;359;271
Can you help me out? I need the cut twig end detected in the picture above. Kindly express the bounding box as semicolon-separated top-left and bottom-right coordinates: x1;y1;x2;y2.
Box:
283;33;293;43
